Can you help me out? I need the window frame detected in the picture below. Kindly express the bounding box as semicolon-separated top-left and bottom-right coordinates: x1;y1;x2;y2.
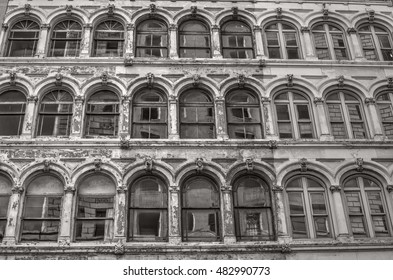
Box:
92;20;125;57
264;21;301;59
375;90;393;138
273;90;316;139
6;19;40;57
358;23;393;61
0;90;26;136
48;19;83;58
311;22;349;60
285;175;332;239
179;88;216;139
221;20;255;59
178;19;212;59
342;175;391;238
325;90;369;139
135;19;168;58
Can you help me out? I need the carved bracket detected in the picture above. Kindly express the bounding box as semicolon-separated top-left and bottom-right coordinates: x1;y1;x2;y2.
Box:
329;185;341;193
64;185;76;194
388;77;393;88
269;140;278;149
221;185;232;192
9;72;16;86
281;244;292;254
149;4;157;17
300;158;307;172
300;26;310;33
337;75;344;87
169;185;180;193
356;158;364;172
191;6;197;17
2;23;8;30
124;56;133;66
314;97;324;105
120;135;129;149
65;5;73;16
145;157;153;172
58;239;71;247
347;27;357;35
259;59;266;68
192;74;200;87
322;7;329;21
43;159;51;172
387;185;393;193
245;158;254;172
94;158;102;172
24;4;31;16
146;73;154;88
232;7;238;19
195;158;204;173
101;72;108;85
272;185;284;192
117;185;127;193
287;74;293;87
11;185;24;194
368;10;375;23
114;239;125;255
237;74;245;88
108;4;115;17
365;98;376;106
55;73;63;87
276;7;282;20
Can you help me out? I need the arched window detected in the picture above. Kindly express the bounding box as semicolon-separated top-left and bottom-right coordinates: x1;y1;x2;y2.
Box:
179;89;215;139
132;88;167;139
129;177;168;241
226;89;262;139
179;20;211;58
311;23;349;60
265;22;301;59
286;176;331;239
343;175;390;238
221;20;254;59
136;19;168;58
358;24;393;61
326;90;368;139
274;91;315;139
376;91;393;138
6;20;40;57
0;174;12;242
21;175;63;242
75;174;115;242
93;20;124;57
85;90;119;137
49;20;82;57
0;90;26;136
37;89;73;137
182;176;220;241
233;176;273;241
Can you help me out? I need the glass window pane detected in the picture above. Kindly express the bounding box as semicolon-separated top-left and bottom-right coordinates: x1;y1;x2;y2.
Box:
0;115;24;136
77;197;114;218
316;49;331;60
228;125;262;139
310;193;327;214
0;196;10;217
345;193;363;214
299;123;313;138
349;216;367;237
291;216;308;239
266;32;279;46
276;104;290;120
378;35;392;49
183;178;219;208
132;124;167;139
331;123;347;139
268;47;281;58
0;220;6;241
278;123;293;138
235;177;269;207
297;105;310;120
328;104;344;121
347;104;363;121
284;33;297;46
382;123;393;137
236;209;273;239
37;115;71;136
287;48;299;59
24;197;62;218
86;115;118;136
129;209;168;241
180;124;215;139
131;178;167;208
367;192;384;214
372;216;389;237
21;220;60;241
75;220;113;241
182;210;219;241
351;123;367;139
288;192;304;214
313;33;328;48
314;217;330;238
332;34;345;47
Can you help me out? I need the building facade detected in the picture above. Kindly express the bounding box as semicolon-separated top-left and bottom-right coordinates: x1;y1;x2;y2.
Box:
0;0;393;260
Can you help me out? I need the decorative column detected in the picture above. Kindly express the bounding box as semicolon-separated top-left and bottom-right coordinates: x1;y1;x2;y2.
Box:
261;97;278;139
21;96;37;139
329;185;350;240
169;24;178;59
221;185;236;243
301;27;317;60
80;23;92;58
253;25;266;59
169;185;181;244
114;185;127;242
211;25;223;59
215;97;229;140
71;96;84;138
314;97;333;141
35;24;50;58
347;28;364;61
120;96;131;136
168;96;179;140
58;185;75;246
125;23;134;58
273;185;290;243
365;98;384;140
0;23;8;56
2;184;23;245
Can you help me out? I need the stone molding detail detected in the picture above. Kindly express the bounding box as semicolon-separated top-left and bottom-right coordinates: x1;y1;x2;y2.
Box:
120;135;129;149
58;239;71;247
300;158;307;172
365;98;376;105
347;27;357;34
9;72;16;86
314;97;325;105
41;24;50;30
66;5;73;16
11;185;24;194
330;185;342;193
149;4;157;17
191;6;197;17
24;4;31;16
94;158;102;172
300;26;310;33
169;185;180;193
146;73;154;88
195;158;204;173
221;185;232;192
114;239;125;255
276;7;283;20
387;185;393;193
237;74;245;88
261;97;271;104
64;185;76;194
287;74;293;87
145;157;153;172
356;158;364;172
75;96;85;103
83;23;92;30
322;4;328;21
368;10;375;23
101;72;108;85
169;24;177;31
337;75;344;87
2;23;8;30
192;74;200;87
27;95;38;103
211;24;219;31
281;244;292;254
388;77;393;88
117;185;127;193
269;140;278;149
259;59;266;68
124;56;133;66
245;158;254;172
43;159;51;172
108;4;115;17
272;185;284;192
55;73;63;87
232;7;238;18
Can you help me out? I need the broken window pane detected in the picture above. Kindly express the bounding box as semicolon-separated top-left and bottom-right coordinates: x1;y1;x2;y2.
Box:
93;20;124;57
49;20;82;57
0;90;26;136
7;20;40;57
21;175;63;242
179;20;211;58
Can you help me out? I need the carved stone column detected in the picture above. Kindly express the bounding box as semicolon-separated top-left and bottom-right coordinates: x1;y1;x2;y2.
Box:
221;185;236;243
330;185;350;240
114;185;127;242
365;98;384;140
120;96;130;135
347;28;364;61
2;185;23;245
273;185;290;243
169;24;178;59
215;97;229;140
314;98;333;141
35;24;50;58
125;23;134;58
169;185;181;243
21;96;37;138
58;185;75;245
253;25;266;59
301;27;317;60
71;96;84;138
0;23;8;56
261;97;278;139
168;96;179;140
80;24;92;58
211;25;223;59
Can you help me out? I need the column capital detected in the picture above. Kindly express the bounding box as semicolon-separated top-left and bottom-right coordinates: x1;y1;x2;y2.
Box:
11;185;24;194
169;24;178;31
169;185;180;193
272;184;284;192
301;26;310;33
41;23;51;30
220;185;232;192
215;96;225;103
387;185;393;193
64;185;76;194
347;27;357;34
126;23;135;31
117;185;128;193
253;25;262;32
27;95;38;103
211;24;220;31
75;96;85;104
330;185;342;193
365;97;376;105
121;96;131;104
83;23;93;30
261;97;271;104
314;97;325;105
169;95;178;103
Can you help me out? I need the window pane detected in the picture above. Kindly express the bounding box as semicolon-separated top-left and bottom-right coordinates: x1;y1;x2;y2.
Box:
327;104;343;121
75;220;113;241
235;177;269;207
86;115;118;136
310;193;327;214
367;192;384;214
378;35;392;49
268;47;281;58
132;124;167;139
349;216;367;237
284;33;297;46
331;123;347;139
351;123;366;139
287;48;299;59
382;123;393;137
298;123;313;138
180;124;215;139
332;34;345;48
21;220;60;241
276;105;290;120
129;209;168;241
314;217;330;238
334;49;348;60
316;49;330;60
288;192;304;214
345;193;363;214
24;197;62;218
278;123;293;138
297;105;310;120
37;115;71;136
228;124;262;139
236;209;273;239
0;115;24;135
0;196;10;217
77;197;114;218
133;107;167;122
372;215;389;237
8;40;36;57
182;210;219;241
266;32;279;46
360;34;375;48
131;179;167;208
291;216;307;239
0;220;5;241
183;178;219;208
313;33;328;48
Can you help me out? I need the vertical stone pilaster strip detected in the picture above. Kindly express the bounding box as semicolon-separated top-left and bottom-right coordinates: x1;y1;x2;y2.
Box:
71;96;84;137
261;98;277;139
80;24;92;58
168;97;179;139
21;96;37;138
3;186;23;245
221;185;236;243
273;185;290;241
365;98;384;139
114;185;127;241
169;24;178;59
169;185;181;243
35;24;50;58
211;25;223;59
125;23;134;58
314;98;332;140
330;185;350;238
253;26;266;59
215;97;229;140
58;186;75;244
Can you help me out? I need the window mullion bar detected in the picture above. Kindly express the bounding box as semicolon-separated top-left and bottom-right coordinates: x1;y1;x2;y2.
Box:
358;178;375;238
302;177;316;238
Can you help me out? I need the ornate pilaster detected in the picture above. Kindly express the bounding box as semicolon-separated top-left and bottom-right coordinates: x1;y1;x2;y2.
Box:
347;27;364;60
261;97;277;139
120;96;131;135
35;24;50;58
58;185;75;245
211;24;223;59
301;26;317;60
71;96;84;138
253;25;266;59
21;96;37;138
168;96;179;139
114;185;127;241
272;185;290;243
80;23;92;57
313;97;332;140
221;185;236;243
2;185;24;245
365;98;384;139
169;24;178;59
215;97;229;140
168;185;181;243
330;185;350;239
125;23;135;58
